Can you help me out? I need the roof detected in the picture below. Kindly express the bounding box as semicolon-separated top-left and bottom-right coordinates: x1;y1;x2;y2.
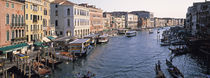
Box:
84;34;99;38
51;0;75;5
70;39;90;44
99;34;109;38
47;36;56;40
53;36;75;42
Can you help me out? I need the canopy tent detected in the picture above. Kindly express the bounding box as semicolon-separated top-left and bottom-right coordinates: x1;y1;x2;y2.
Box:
42;37;51;42
0;43;29;54
47;36;56;40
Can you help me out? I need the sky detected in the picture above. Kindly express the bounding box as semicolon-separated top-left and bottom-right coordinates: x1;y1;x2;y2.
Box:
69;0;205;18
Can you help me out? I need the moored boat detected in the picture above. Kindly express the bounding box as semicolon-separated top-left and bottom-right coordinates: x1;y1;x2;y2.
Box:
98;34;109;43
125;31;137;37
165;59;184;78
69;39;93;57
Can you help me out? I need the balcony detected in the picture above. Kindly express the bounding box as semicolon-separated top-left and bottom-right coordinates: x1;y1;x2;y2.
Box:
10;23;26;28
11;37;27;44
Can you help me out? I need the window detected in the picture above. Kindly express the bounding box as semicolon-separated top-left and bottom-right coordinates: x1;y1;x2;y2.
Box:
40;7;42;11
7;31;9;41
55;10;58;16
22;5;24;10
30;5;32;10
60;31;63;35
55;5;58;8
44;9;47;15
11;3;14;8
31;25;32;31
30;14;32;20
67;19;70;26
55;20;58;26
67;8;70;15
6;3;9;8
12;30;14;39
26;4;28;9
21;15;24;24
26;14;28;20
6;14;9;24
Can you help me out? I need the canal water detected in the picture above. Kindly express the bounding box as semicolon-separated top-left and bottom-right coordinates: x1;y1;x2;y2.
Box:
50;27;209;78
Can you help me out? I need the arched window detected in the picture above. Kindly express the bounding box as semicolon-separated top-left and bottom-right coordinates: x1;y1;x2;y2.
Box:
7;30;9;41
67;8;70;15
21;15;24;25
6;14;9;24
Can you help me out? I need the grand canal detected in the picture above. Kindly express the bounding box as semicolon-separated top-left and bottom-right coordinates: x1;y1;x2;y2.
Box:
50;27;209;78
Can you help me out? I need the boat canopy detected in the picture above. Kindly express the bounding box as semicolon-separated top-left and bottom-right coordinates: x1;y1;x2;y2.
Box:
84;34;99;38
53;36;75;42
70;39;90;44
99;34;109;38
126;31;136;34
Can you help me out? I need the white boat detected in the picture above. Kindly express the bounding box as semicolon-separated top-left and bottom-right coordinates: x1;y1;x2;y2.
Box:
125;31;137;37
149;29;153;34
98;34;109;43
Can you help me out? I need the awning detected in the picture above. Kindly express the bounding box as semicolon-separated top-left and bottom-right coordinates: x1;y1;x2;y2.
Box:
34;42;43;46
43;37;51;42
47;36;56;40
0;43;29;54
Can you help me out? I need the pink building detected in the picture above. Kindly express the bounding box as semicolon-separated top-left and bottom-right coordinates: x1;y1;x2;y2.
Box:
0;0;25;47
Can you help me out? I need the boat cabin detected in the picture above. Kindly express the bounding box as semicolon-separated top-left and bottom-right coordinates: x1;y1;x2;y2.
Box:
84;34;99;45
98;34;109;43
69;39;91;56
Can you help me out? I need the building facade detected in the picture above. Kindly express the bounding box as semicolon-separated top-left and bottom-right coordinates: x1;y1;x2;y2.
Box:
130;11;154;28
51;0;74;38
23;0;44;43
0;0;25;47
43;0;55;39
126;13;138;29
81;4;104;34
73;4;90;38
103;12;113;30
186;1;210;36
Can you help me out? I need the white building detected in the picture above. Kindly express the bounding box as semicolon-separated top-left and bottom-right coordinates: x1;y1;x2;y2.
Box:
126;13;138;29
73;5;90;38
51;0;75;37
50;0;90;38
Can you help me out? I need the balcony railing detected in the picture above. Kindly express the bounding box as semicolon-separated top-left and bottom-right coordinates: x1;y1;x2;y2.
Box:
11;23;26;27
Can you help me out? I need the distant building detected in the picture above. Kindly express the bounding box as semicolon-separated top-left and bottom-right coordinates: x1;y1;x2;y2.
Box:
130;11;154;28
103;12;113;30
126;13;138;29
80;4;104;34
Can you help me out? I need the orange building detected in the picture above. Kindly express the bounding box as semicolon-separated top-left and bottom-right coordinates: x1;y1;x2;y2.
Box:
80;4;104;34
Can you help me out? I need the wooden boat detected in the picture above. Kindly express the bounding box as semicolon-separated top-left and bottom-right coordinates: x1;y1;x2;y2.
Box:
165;59;184;78
155;61;166;78
41;58;62;67
69;39;93;57
125;31;137;37
98;34;109;43
33;62;51;76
